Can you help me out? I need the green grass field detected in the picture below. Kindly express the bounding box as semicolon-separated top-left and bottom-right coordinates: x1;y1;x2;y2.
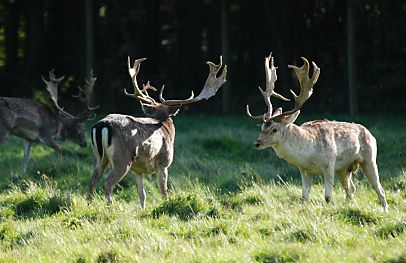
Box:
0;115;405;262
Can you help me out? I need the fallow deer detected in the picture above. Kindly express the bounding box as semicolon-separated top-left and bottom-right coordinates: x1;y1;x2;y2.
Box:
88;56;227;207
0;70;98;172
246;53;388;211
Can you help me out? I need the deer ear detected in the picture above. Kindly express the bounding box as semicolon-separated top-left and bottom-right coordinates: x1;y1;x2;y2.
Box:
280;110;300;124
141;103;157;117
272;107;282;117
167;105;181;116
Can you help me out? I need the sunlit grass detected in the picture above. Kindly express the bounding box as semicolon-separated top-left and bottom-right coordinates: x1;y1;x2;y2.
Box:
0;115;405;262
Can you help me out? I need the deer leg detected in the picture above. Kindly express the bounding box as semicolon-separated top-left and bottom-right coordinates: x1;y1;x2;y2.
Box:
157;167;169;200
323;167;335;203
88;158;107;201
299;168;313;201
41;136;61;153
361;161;388;211
0;127;8;145
23;141;31;173
337;170;356;201
135;175;146;209
103;162;132;206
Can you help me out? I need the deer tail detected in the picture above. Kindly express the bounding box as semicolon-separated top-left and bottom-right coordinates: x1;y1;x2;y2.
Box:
91;122;112;162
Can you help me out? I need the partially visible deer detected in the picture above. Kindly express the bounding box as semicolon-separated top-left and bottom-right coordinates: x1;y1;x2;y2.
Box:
246;53;388;211
0;70;98;172
88;56;227;208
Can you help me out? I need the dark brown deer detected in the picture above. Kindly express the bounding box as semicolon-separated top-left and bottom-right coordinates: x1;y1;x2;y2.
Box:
246;53;387;211
88;56;227;207
0;69;98;172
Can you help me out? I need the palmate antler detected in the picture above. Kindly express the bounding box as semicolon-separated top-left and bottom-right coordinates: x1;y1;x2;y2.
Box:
246;53;290;120
246;52;320;122
126;56;227;107
125;57;158;105
75;69;99;111
43;69;99;120
159;56;227;105
42;69;73;118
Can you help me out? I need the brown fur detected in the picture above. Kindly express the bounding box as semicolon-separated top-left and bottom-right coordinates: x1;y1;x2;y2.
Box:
0;97;87;172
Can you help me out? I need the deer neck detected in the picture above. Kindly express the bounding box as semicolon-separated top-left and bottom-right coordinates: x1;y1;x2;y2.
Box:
271;123;314;167
56;117;69;140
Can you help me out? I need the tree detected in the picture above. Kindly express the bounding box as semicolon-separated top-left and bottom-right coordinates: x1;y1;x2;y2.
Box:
347;0;358;115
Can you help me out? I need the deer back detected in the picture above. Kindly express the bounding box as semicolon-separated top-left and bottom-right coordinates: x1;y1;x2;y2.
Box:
266;120;375;174
0;97;87;147
91;114;176;174
0;97;60;141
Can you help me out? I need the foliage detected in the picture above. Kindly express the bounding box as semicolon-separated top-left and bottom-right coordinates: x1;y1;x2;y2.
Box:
1;1;405;113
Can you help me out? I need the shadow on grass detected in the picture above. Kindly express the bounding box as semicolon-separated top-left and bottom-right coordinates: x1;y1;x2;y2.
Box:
336;208;379;226
0;182;72;220
151;193;222;221
253;249;299;263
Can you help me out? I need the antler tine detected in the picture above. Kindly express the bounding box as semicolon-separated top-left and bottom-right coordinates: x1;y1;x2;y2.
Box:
246;53;289;121
159;55;227;105
80;69;99;111
271;57;320;120
141;81;157;95
246;104;265;120
125;56;156;105
265;54;290;102
48;68;65;82
42;69;72;118
158;84;196;104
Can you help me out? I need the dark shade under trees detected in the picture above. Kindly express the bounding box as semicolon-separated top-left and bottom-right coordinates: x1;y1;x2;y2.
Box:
0;0;405;115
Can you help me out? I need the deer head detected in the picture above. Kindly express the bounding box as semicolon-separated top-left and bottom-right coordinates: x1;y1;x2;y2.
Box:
246;52;320;149
126;56;227;121
42;69;98;147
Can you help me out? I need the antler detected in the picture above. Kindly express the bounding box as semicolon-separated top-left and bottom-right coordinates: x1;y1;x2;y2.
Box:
246;53;290;120
126;57;157;105
75;69;99;111
246;53;320;122
42;69;72;117
271;57;320;120
158;56;227;105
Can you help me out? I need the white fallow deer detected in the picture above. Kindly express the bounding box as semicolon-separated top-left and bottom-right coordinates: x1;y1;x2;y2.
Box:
246;53;388;211
88;56;227;207
0;69;98;172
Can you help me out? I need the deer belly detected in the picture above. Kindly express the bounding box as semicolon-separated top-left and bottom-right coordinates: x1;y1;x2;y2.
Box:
131;158;157;175
131;139;163;174
11;126;39;142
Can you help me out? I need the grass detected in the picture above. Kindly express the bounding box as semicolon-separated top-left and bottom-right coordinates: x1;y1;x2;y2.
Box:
0;114;405;262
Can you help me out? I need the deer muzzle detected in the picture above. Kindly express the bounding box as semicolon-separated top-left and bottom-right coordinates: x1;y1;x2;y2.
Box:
254;140;262;149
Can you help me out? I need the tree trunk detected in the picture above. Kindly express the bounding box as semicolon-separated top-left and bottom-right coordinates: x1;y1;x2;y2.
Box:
220;0;230;114
4;1;21;96
347;0;358;115
85;0;94;79
23;0;44;97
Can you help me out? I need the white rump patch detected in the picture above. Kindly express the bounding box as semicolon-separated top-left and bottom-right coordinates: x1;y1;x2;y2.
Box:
101;127;114;165
101;127;109;148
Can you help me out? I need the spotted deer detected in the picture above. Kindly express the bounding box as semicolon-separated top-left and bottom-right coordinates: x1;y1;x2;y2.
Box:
246;53;387;211
88;56;227;207
0;70;98;172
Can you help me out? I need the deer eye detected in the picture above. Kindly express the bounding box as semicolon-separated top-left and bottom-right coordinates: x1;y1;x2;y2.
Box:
270;128;278;134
